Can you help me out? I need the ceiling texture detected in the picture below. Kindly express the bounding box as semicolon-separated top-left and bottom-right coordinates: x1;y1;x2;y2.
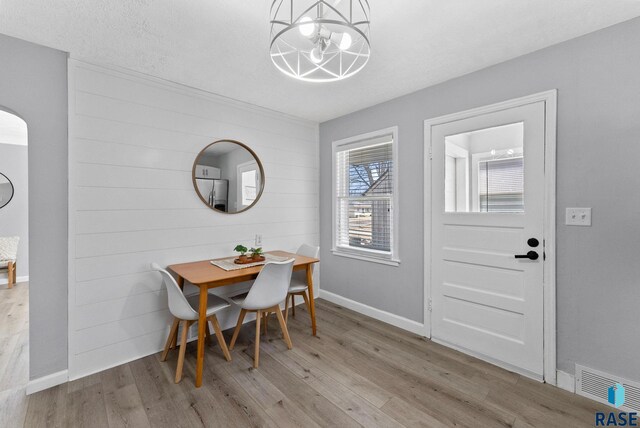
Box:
1;1;639;122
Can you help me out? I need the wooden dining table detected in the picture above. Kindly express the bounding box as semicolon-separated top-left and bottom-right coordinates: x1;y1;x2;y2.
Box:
167;250;320;387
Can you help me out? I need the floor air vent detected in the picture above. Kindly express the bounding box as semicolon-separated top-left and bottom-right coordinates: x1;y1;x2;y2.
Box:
576;364;640;412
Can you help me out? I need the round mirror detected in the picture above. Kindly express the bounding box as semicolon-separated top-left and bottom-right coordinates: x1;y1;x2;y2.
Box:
0;172;14;209
192;140;264;214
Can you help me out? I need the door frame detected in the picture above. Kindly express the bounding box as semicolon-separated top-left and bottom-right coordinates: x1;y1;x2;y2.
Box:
423;90;557;384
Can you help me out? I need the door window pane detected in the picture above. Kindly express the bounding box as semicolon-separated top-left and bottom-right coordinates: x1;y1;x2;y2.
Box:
241;170;257;206
444;122;524;213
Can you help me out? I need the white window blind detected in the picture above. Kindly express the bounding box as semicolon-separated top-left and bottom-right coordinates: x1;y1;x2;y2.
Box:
335;135;395;259
478;157;524;212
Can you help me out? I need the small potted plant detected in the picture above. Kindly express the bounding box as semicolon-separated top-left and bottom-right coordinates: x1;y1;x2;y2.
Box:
249;247;264;261
234;244;249;263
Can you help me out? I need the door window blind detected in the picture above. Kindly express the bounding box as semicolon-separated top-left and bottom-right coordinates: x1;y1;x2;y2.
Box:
478;157;524;212
335;138;394;255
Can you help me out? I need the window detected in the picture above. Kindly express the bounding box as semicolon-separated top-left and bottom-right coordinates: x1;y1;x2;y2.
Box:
332;127;399;265
478;157;524;212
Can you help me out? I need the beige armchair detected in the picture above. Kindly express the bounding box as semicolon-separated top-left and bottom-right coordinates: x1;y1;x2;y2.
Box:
0;237;19;288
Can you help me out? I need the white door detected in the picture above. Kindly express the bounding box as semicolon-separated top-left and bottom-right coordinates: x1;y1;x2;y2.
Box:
430;101;546;380
236;160;260;210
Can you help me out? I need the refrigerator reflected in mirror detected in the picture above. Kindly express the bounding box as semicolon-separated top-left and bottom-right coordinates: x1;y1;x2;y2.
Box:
195;178;228;212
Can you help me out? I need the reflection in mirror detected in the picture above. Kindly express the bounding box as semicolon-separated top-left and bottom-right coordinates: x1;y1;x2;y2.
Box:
444;122;524;213
0;172;14;209
192;140;264;214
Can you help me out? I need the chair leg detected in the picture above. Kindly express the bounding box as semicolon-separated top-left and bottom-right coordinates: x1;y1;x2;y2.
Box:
291;294;296;317
209;315;231;362
254;310;261;368
262;312;268;336
274;306;293;350
7;261;15;289
284;294;291;324
161;317;180;362
205;319;212;343
301;291;312;324
229;309;247;350
175;320;190;383
170;316;179;349
170;333;177;350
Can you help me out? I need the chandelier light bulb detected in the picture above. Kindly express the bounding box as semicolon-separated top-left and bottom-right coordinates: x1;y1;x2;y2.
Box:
338;32;352;50
310;45;324;64
328;31;352;50
299;16;316;37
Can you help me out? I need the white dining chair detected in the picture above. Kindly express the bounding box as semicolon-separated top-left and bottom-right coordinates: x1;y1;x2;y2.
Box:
151;263;232;383
228;259;294;368
284;244;319;324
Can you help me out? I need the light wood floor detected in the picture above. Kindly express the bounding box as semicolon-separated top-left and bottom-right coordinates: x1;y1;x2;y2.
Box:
0;281;30;427
2;285;610;427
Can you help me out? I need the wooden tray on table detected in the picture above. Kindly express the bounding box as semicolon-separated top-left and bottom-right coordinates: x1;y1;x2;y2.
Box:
234;256;265;265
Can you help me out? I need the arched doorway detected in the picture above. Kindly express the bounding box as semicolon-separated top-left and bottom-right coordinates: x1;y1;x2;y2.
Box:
0;107;29;397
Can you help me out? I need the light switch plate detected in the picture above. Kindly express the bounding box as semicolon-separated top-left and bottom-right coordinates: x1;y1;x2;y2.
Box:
255;234;262;246
566;208;592;226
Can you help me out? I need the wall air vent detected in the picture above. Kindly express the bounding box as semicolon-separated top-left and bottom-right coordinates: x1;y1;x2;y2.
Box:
576;364;640;412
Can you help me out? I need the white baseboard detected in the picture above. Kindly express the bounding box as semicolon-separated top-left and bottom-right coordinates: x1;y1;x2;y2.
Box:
0;275;29;286
556;370;576;393
319;289;425;336
26;369;69;395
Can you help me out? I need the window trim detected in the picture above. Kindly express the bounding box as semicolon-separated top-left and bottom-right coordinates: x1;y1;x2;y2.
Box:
331;126;400;266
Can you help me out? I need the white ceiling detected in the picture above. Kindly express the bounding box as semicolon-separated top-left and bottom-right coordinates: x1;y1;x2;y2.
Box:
1;1;639;122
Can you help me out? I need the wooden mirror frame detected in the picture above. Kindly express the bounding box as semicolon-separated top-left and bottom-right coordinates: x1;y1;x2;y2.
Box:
0;172;14;210
192;139;265;214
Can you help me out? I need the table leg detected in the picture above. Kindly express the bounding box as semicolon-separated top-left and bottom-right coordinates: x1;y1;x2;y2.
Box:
196;285;208;387
306;265;317;336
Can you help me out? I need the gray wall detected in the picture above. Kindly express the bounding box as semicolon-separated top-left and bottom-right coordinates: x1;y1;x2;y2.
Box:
0;143;29;278
320;17;640;380
0;34;68;379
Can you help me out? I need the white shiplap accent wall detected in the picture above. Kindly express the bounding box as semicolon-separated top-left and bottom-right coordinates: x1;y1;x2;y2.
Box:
68;59;319;380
